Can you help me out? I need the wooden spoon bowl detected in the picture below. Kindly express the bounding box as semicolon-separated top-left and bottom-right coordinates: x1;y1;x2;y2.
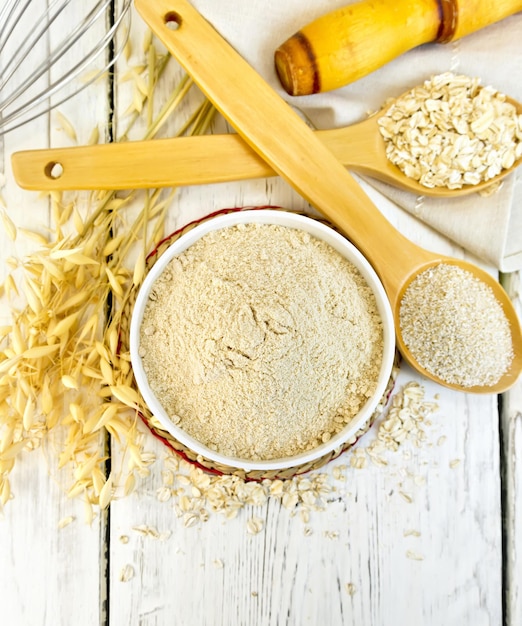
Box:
134;0;522;393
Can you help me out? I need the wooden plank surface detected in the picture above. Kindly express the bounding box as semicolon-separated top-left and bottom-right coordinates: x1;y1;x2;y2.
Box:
0;3;520;626
502;268;522;626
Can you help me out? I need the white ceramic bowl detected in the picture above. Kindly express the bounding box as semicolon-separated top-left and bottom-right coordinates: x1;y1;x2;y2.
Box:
130;210;395;472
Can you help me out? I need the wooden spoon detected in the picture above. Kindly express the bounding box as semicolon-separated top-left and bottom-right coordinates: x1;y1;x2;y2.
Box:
11;88;522;197
133;0;522;394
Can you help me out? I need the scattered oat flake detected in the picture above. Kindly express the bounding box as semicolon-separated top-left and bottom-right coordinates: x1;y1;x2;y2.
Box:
156;486;172;502
131;524;166;539
184;513;199;528
323;530;339;540
399;491;413;503
119;535;129;544
58;515;75;529
213;559;224;569
246;516;264;535
119;564;135;582
413;475;426;486
332;465;347;480
403;529;421;537
345;583;357;596
449;459;461;469
282;492;299;510
406;551;424;561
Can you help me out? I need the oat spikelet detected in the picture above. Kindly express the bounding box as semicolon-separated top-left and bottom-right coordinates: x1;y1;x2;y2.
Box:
98;473;113;509
133;249;146;287
88;126;100;146
0;208;17;241
55;111;78;142
0;54;216;514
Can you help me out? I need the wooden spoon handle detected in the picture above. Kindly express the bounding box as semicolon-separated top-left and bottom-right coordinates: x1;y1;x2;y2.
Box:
135;0;434;303
11;135;276;191
10;121;383;191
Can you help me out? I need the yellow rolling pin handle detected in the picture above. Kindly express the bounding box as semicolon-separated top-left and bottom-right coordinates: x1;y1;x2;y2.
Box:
274;0;522;96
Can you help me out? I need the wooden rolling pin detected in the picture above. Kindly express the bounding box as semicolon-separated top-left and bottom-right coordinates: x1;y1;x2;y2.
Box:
275;0;522;95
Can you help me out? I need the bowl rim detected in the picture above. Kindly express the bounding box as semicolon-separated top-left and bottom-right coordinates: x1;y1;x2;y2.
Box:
129;209;396;471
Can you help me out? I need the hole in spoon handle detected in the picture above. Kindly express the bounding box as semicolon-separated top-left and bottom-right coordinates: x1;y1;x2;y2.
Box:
44;162;64;180
164;11;182;30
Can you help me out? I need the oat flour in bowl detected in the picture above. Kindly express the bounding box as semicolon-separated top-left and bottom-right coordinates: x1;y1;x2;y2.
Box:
138;221;385;461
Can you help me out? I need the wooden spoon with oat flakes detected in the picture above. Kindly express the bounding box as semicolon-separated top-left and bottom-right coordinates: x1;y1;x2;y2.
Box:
11;77;522;197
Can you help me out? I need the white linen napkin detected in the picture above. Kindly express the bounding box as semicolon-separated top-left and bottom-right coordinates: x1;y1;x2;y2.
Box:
190;0;522;271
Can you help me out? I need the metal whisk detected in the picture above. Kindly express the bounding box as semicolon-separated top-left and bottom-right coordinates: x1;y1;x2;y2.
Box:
0;0;131;135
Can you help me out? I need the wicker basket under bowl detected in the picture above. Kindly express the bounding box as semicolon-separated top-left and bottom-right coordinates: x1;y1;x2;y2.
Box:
128;208;397;479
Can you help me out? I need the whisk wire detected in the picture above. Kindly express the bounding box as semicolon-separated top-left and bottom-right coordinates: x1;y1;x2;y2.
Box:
0;0;33;53
0;0;76;94
1;0;111;110
0;0;132;135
